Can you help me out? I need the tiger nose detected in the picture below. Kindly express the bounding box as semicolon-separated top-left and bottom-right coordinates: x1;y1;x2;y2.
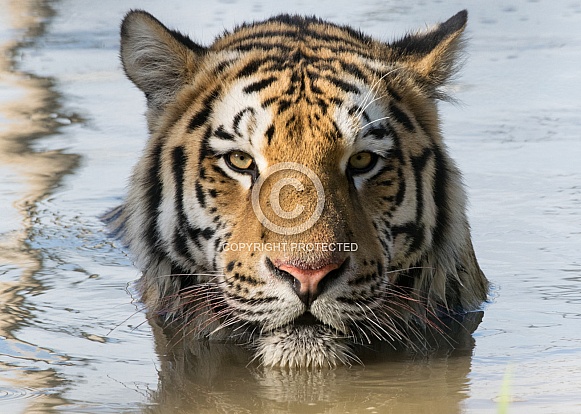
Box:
276;261;344;306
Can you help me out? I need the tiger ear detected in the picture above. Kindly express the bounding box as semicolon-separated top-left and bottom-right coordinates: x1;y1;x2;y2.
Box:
120;10;205;111
389;10;467;96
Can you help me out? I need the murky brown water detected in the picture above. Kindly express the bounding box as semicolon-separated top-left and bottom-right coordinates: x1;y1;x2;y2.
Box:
1;0;580;413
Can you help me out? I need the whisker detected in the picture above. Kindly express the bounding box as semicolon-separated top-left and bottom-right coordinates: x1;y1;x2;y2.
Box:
358;116;391;131
107;304;148;335
355;69;397;119
356;93;388;124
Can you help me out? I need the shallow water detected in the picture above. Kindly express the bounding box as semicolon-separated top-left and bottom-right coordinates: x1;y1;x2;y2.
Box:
1;0;580;413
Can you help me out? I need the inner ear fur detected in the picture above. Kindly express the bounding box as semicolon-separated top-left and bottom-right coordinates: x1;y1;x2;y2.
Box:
389;10;468;95
120;10;206;111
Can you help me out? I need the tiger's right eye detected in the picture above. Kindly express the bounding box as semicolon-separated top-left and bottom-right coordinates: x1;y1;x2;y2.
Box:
225;151;255;173
347;151;378;174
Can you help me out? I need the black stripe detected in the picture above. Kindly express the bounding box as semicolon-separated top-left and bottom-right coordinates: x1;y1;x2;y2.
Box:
277;99;292;114
243;76;278;94
303;29;372;50
305;68;321;82
171;146;192;255
366;126;390;140
312;44;375;58
395;167;406;206
185;226;203;250
234;42;294;53
410;148;433;221
284;115;296;129
214;237;223;253
386;123;403;162
144;142;164;251
195;181;206;208
391;269;417;292
261;97;277;108
211;164;231;180
431;145;450;250
202;227;215;239
221;30;300;48
265;125;275;145
325;75;360;94
236;57;287;78
187;226;216;241
328;96;343;106
310;81;323;95
174;264;200;291
226;260;236;272
214;59;234;74
331;120;343;140
233;107;256;136
214;125;235;141
386;86;402;102
339;61;369;82
199;126;216;160
368;165;393;182
188;108;211;132
225;293;275;305
237;59;264;78
188;88;221;132
361;110;371;123
389;102;415;132
391;222;425;255
316;98;328;113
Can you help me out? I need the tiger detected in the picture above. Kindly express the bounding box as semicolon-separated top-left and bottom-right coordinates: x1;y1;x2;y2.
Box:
106;9;489;369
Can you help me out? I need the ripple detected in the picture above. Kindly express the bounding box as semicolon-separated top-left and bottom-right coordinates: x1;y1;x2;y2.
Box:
0;336;67;365
0;385;40;402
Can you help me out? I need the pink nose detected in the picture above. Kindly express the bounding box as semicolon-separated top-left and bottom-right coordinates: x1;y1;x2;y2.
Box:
276;261;342;306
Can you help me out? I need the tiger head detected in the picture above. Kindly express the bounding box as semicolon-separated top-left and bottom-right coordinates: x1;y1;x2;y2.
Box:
109;10;488;368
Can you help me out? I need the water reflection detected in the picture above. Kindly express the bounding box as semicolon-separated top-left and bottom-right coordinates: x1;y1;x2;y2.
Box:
144;312;483;413
0;0;80;410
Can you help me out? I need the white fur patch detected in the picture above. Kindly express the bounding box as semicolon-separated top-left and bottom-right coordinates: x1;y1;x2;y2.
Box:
256;326;354;369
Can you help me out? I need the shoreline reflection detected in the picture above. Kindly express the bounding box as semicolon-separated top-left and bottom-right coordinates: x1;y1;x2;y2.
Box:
0;0;80;410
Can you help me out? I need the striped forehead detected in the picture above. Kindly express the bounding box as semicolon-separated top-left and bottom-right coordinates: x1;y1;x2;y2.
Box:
208;76;273;169
206;68;395;163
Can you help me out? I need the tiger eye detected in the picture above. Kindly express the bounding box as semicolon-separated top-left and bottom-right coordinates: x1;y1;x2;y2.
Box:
227;151;254;171
348;152;374;170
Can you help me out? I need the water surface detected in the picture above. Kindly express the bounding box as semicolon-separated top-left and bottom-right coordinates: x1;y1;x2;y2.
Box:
1;0;580;413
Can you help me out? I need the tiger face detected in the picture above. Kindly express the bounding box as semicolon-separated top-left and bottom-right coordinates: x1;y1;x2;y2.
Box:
108;10;488;368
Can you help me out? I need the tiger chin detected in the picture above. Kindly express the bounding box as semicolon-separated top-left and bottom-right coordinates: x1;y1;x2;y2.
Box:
105;9;489;370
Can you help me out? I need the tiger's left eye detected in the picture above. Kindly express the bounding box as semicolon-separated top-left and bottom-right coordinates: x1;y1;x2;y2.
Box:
348;152;377;173
226;151;255;172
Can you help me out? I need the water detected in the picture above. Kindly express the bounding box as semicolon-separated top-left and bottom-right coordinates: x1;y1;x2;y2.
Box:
1;0;580;412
